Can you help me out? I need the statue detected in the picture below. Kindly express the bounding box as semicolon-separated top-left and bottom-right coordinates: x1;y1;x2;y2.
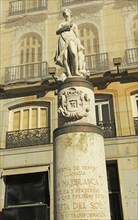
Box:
54;8;87;78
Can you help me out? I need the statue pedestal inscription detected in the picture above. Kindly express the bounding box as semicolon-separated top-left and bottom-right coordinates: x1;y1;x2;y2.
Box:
54;77;111;220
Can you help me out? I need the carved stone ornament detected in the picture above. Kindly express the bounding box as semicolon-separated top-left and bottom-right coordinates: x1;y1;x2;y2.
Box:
58;88;90;120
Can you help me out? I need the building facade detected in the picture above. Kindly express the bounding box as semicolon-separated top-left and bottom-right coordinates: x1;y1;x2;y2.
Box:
0;0;138;219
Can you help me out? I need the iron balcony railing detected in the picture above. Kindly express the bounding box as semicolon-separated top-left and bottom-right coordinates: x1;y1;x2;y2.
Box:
6;127;50;148
97;120;116;138
5;61;48;83
134;117;138;135
125;47;138;66
9;0;47;16
62;0;97;6
85;52;109;72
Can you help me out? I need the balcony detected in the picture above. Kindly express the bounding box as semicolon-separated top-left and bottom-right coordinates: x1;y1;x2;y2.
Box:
62;0;99;7
9;0;47;16
125;47;138;66
97;120;116;138
134;117;138;135
6;127;50;148
4;61;48;84
85;52;109;72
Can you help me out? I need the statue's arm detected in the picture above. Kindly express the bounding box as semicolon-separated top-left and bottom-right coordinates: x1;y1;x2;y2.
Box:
56;22;73;35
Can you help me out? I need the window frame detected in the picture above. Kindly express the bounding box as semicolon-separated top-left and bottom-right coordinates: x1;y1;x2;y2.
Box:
4;170;50;207
9;102;50;131
19;33;42;65
95;94;114;123
131;93;138;117
78;24;99;55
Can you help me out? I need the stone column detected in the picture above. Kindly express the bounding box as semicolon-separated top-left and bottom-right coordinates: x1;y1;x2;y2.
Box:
54;77;111;220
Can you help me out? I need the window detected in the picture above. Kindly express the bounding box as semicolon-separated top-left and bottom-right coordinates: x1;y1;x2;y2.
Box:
106;161;123;220
131;93;138;117
10;104;50;131
131;93;138;135
78;24;99;55
19;33;42;65
4;172;50;206
95;100;110;123
95;94;116;138
3;172;50;220
6;102;51;148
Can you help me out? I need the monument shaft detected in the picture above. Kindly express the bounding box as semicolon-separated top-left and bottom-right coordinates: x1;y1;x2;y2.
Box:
54;77;111;220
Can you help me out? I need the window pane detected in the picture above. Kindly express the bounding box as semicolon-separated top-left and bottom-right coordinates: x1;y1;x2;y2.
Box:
27;37;30;45
102;104;110;122
26;48;29;63
5;172;50;206
80;29;84;37
86;28;90;35
136;99;138;109
95;105;99;123
40;108;47;127
32;36;35;45
32;48;35;62
32;108;37;128
107;164;119;192
106;163;123;220
109;193;123;220
20;50;24;64
13;111;20;131
87;39;91;54
38;47;42;62
23;109;29;129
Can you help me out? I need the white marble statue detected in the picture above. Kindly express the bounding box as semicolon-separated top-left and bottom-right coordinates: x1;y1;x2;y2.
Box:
54;8;87;78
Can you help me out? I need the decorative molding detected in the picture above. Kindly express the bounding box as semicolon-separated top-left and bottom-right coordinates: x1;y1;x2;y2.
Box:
13;16;46;40
74;11;101;26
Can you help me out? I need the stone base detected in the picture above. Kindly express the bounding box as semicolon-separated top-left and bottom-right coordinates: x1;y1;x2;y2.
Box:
54;124;111;220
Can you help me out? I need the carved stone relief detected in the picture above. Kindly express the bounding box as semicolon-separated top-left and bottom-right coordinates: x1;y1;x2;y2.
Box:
58;88;90;120
13;15;46;39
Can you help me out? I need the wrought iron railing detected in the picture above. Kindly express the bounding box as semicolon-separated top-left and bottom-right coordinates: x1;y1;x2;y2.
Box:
125;47;138;66
5;61;48;83
62;0;97;6
134;117;138;135
6;127;50;148
9;0;47;16
85;52;109;72
97;120;116;138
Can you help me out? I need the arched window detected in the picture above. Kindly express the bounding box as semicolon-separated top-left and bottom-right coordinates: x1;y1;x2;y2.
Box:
78;23;99;55
17;33;43;79
19;33;42;65
6;102;50;148
12;106;48;131
78;24;108;71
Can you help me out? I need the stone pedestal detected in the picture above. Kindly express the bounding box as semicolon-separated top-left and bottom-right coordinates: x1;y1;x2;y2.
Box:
54;77;111;220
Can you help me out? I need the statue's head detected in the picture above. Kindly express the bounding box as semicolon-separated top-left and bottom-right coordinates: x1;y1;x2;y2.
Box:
63;8;72;18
